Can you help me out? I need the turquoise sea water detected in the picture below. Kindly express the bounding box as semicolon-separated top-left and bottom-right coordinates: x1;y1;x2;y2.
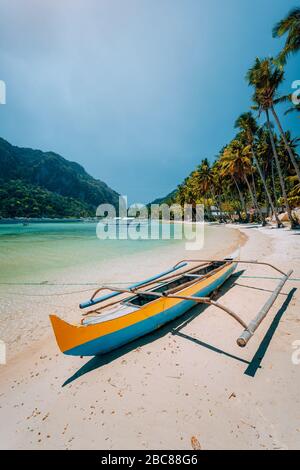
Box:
0;221;241;354
0;222;188;284
0;221;240;286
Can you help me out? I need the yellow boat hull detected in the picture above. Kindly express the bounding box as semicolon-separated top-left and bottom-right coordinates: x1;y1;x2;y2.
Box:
50;262;236;356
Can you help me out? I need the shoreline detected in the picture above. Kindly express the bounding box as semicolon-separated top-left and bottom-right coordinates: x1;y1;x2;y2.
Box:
1;225;299;450
0;224;245;359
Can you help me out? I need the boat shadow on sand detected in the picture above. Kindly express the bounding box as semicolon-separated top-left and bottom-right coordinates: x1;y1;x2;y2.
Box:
62;270;296;386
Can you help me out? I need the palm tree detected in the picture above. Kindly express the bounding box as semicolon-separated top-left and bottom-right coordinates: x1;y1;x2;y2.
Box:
180;177;194;205
234;112;282;227
211;161;226;221
270;103;300;183
256;126;279;209
287;175;300;208
195;159;214;195
221;140;265;224
192;159;215;219
176;184;187;207
246;57;300;183
273;7;300;65
278;132;300;206
247;58;298;228
219;152;247;220
278;131;300;170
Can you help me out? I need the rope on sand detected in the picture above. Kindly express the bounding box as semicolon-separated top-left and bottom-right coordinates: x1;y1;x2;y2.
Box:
0;281;134;286
5;288;96;297
2;277;299;298
0;281;140;297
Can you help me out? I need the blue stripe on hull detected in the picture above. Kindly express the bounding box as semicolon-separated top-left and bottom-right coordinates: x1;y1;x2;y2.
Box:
66;264;235;356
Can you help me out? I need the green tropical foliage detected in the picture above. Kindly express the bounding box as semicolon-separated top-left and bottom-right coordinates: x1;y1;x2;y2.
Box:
157;7;300;228
0;180;94;218
0;137;119;218
172;124;300;221
160;115;299;226
273;7;300;65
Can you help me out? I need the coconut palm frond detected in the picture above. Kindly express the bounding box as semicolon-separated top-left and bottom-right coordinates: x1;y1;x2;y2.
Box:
274;93;292;105
272;8;300;37
273;7;300;65
284;104;300;115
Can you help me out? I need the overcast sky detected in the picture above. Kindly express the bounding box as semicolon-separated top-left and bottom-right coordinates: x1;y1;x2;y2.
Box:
0;0;299;203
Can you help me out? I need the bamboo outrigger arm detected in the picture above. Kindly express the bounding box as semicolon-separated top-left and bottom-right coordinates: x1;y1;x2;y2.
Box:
173;259;293;347
236;269;293;347
173;259;288;276
162;294;248;329
98;285;248;330
79;262;188;309
80;261;214;310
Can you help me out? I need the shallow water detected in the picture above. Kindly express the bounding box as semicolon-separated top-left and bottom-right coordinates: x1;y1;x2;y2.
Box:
0;222;188;284
0;222;241;284
0;221;242;356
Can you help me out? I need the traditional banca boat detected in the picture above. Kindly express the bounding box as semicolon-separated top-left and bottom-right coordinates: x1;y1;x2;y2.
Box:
50;254;292;357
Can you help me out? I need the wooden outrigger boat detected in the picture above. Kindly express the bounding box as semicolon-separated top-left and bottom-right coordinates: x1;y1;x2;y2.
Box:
50;255;292;357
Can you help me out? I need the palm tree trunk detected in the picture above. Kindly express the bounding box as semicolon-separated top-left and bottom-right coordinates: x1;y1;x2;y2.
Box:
251;171;265;225
271;105;300;183
271;158;278;211
244;174;265;225
210;185;223;222
217;194;224;221
232;175;247;220
251;146;282;227
251;171;259;206
204;197;212;220
265;110;295;229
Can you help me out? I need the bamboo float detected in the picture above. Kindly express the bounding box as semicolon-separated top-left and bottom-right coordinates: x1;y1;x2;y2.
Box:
237;269;293;347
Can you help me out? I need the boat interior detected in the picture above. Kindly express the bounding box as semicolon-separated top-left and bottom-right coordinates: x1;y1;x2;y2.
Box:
126;260;225;307
81;260;228;326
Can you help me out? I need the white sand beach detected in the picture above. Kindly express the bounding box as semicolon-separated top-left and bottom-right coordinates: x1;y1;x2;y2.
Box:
0;225;299;450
